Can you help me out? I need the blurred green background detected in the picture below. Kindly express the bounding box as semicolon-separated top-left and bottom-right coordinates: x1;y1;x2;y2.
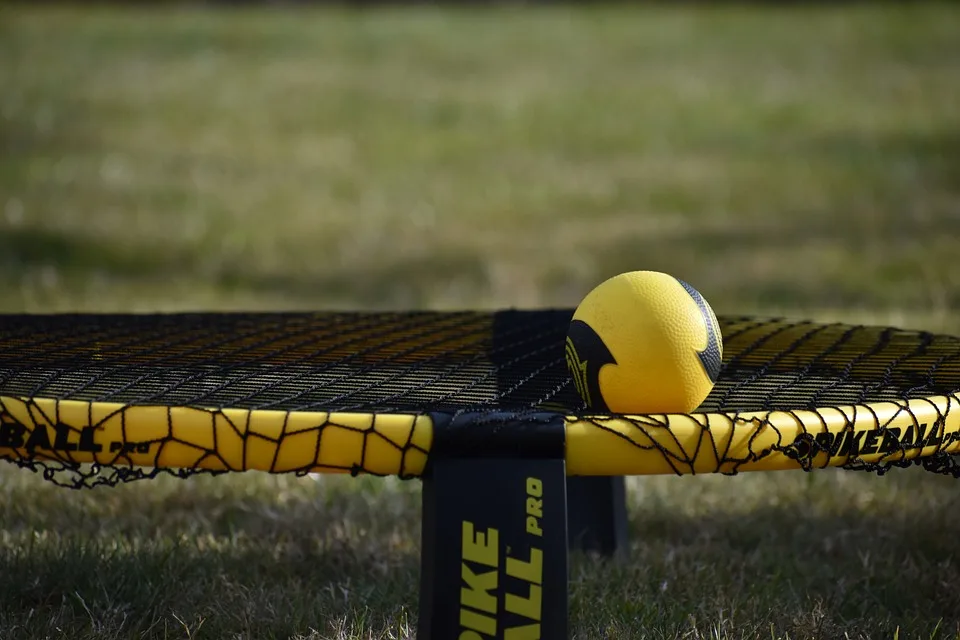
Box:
3;5;958;327
2;4;960;640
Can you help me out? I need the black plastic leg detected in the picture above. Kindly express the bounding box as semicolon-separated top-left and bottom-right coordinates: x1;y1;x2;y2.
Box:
566;475;629;558
418;456;569;640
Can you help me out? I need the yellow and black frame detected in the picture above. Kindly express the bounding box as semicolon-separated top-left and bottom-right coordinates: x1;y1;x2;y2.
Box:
2;310;960;638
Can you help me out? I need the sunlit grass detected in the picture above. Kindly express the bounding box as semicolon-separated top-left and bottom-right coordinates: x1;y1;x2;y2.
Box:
3;5;959;316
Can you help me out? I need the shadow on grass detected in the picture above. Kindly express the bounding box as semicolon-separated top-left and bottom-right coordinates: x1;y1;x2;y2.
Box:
0;226;491;309
811;128;960;188
0;228;186;280
4;114;959;310
589;127;960;310
1;468;959;638
0;473;422;638
573;468;960;637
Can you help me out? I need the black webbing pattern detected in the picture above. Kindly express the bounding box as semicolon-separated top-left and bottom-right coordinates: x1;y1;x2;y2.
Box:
3;311;958;412
1;311;959;486
0;311;575;413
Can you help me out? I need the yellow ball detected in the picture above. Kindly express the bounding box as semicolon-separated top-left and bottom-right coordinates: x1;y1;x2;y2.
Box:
565;270;723;414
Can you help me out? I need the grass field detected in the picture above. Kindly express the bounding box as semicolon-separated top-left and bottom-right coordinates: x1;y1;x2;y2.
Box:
2;3;960;639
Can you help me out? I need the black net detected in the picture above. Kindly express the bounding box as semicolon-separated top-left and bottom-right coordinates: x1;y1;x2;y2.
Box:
1;310;959;487
0;311;574;413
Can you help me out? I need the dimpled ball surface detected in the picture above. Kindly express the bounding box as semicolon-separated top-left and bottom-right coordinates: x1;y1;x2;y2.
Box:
565;270;723;414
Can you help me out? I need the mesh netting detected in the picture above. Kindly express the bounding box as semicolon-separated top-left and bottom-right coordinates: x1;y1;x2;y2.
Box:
1;310;959;487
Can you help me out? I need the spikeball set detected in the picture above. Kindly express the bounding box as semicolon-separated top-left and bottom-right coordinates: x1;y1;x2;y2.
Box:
3;270;960;638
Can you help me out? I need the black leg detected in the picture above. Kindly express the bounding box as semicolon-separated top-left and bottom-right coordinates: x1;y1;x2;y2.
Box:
566;476;629;558
418;456;570;640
